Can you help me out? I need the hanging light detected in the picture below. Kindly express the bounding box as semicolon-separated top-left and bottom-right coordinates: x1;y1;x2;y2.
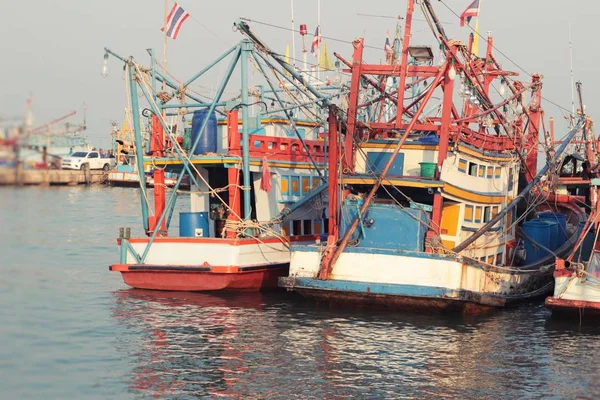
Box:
499;82;506;96
473;98;480;106
448;61;457;80
516;103;523;114
102;52;109;78
469;95;477;102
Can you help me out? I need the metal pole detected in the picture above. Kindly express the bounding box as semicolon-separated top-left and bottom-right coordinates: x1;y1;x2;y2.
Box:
241;39;253;219
127;63;150;233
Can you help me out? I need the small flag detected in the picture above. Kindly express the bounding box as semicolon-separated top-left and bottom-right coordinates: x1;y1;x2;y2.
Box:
384;31;392;63
319;41;334;71
161;2;190;40
311;26;322;57
460;0;480;27
260;157;272;192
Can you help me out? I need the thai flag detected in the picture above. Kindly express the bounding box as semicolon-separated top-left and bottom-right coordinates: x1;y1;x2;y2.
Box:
460;0;480;27
311;26;321;57
161;3;190;40
384;31;392;62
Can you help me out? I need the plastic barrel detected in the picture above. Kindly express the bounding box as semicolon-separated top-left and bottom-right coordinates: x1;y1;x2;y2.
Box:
543;219;559;251
419;162;437;178
179;212;209;237
537;212;567;245
522;219;554;264
190;109;217;155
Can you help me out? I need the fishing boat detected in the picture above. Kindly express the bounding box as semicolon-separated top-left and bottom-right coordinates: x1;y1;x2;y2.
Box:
106;27;342;291
277;0;587;313
545;87;600;319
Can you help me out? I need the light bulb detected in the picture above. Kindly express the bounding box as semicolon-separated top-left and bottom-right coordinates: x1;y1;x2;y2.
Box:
102;53;109;78
473;99;480;105
516;104;523;114
469;95;477;102
448;65;457;80
499;84;506;96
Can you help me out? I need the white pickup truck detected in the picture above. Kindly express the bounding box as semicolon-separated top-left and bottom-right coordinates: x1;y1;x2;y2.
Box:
61;151;116;171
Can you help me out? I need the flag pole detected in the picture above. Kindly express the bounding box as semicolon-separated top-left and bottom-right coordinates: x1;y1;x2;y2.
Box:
291;0;296;69
163;0;168;92
317;0;321;81
473;0;482;57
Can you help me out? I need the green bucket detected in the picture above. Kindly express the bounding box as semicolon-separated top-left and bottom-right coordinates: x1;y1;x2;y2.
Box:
419;162;437;178
182;128;192;150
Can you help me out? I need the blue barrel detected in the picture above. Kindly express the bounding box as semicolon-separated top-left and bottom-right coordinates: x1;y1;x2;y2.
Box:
522;219;554;264
179;212;209;237
537;212;567;245
190;109;217;155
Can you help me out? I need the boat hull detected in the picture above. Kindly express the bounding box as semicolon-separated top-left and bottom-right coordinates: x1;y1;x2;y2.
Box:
281;245;554;314
546;269;600;319
113;236;315;292
111;264;288;292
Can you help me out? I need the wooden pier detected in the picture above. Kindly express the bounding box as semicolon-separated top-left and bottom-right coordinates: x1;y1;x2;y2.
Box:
0;166;108;186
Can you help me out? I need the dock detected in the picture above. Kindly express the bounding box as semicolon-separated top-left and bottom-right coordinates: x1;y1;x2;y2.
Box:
0;167;108;186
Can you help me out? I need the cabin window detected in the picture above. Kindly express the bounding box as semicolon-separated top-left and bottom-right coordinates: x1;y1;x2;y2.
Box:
314;220;322;234
302;176;310;194
291;176;300;196
487;167;494;179
478;165;486;178
491;206;499;218
464;205;474;222
487;255;495;264
494;166;502;179
508;167;515;191
480;256;486;262
281;176;289;196
293;220;302;235
458;158;467;173
496;252;504;265
474;206;482;223
468;162;478;176
323;218;329;233
282;222;290;236
303;220;313;235
483;206;491;223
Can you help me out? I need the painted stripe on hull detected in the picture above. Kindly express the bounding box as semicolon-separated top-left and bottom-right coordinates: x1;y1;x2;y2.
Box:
279;277;505;311
545;296;600;318
443;182;505;204
116;265;289;292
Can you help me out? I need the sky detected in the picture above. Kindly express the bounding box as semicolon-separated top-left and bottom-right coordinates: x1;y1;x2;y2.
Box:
1;0;599;149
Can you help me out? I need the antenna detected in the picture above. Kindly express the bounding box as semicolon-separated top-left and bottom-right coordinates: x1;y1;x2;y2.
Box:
291;0;296;69
569;22;575;124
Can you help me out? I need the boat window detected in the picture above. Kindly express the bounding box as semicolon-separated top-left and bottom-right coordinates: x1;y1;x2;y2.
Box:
468;162;477;176
494;166;501;179
487;166;494;179
314;220;322;234
491;206;499;218
458;158;467;173
293;220;302;235
487;255;495;264
282;223;290;236
474;206;482;223
483;206;491;223
291;176;300;196
508;167;514;191
303;220;312;235
478;165;486;178
302;176;310;194
281;176;289;196
496;252;504;265
464;205;474;222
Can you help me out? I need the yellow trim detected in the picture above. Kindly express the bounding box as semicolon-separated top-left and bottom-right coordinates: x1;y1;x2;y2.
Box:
360;143;438;151
146;159;319;169
216;118;320;127
443;183;505;204
343;177;444;188
442;240;456;250
457;145;517;162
